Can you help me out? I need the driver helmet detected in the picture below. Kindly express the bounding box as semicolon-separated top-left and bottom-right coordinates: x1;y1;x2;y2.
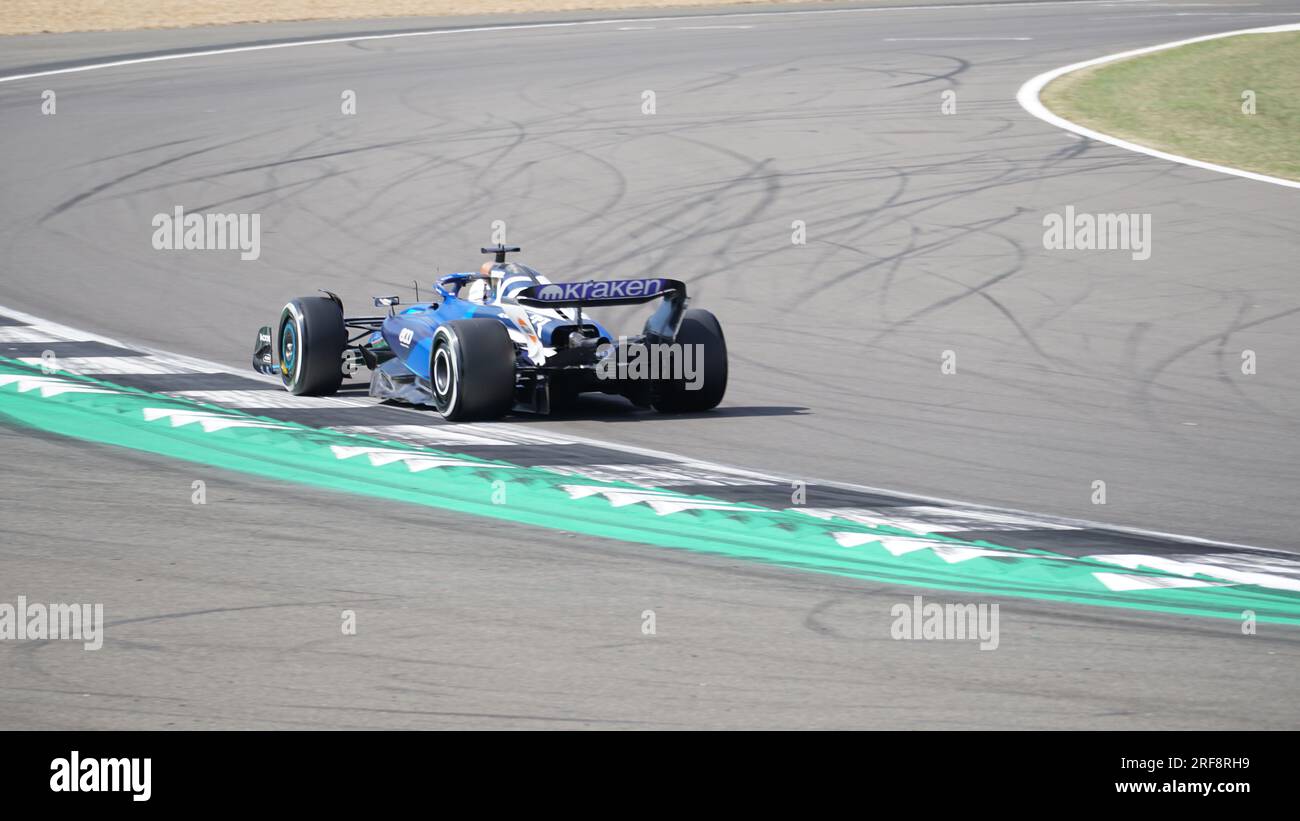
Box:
478;261;500;300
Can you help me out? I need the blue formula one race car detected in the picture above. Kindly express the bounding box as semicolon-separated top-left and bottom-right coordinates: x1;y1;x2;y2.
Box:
252;245;727;421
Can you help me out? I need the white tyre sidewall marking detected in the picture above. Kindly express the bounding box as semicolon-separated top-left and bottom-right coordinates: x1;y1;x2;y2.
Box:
432;326;459;417
433;347;452;395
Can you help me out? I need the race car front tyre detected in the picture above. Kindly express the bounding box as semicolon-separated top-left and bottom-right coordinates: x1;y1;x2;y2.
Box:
651;308;728;413
278;296;347;396
430;319;516;421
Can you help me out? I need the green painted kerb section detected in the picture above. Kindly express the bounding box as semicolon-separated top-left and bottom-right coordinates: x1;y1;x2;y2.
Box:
3;357;1298;624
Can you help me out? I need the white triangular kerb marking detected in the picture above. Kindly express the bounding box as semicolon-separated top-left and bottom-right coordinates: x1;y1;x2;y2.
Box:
330;445;509;472
1092;572;1230;592
1086;554;1298;592
0;374;118;397
796;505;1079;533
142;407;294;432
561;485;772;516
832;532;1032;564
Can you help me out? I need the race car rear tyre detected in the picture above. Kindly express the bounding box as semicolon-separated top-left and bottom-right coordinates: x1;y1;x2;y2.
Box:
278;296;347;396
430;319;516;421
651;308;727;413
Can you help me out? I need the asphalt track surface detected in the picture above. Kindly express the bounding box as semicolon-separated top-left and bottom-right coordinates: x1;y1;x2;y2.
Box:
1;0;1299;728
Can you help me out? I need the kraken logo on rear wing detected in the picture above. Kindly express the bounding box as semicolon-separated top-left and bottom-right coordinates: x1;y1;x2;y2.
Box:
515;278;689;342
516;278;683;307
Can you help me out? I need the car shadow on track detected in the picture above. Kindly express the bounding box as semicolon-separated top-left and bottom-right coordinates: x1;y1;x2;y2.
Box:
513;393;809;424
347;369;807;422
364;388;807;423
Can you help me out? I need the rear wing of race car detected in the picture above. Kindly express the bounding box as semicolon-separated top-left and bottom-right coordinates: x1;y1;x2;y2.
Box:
515;277;689;341
512;275;691;340
515;277;685;307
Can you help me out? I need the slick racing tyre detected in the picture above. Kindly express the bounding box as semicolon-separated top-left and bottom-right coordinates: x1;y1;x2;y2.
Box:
430;319;516;421
652;308;728;413
278;296;348;396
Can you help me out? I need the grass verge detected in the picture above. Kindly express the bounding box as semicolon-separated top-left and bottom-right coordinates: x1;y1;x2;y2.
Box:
1041;31;1300;182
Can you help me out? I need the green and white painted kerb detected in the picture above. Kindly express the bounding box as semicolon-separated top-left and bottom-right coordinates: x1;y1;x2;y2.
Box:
3;356;1298;624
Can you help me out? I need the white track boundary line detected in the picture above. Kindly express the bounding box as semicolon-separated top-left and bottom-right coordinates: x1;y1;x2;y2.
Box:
2;300;1294;559
0;0;1154;84
1016;22;1300;189
0;304;282;384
